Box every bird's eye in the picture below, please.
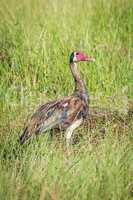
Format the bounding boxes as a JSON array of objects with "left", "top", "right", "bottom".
[{"left": 76, "top": 52, "right": 79, "bottom": 55}]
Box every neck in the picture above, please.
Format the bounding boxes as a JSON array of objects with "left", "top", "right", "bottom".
[{"left": 70, "top": 62, "right": 87, "bottom": 95}]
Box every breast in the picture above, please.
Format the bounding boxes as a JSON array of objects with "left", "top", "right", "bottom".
[{"left": 59, "top": 96, "right": 88, "bottom": 130}]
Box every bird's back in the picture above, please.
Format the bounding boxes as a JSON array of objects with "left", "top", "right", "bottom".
[{"left": 19, "top": 95, "right": 88, "bottom": 144}]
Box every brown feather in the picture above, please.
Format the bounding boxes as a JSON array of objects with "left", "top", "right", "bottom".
[{"left": 19, "top": 95, "right": 87, "bottom": 144}]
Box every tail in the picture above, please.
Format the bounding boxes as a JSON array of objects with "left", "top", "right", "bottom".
[{"left": 19, "top": 127, "right": 30, "bottom": 145}]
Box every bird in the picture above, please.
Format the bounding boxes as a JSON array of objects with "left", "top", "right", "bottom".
[{"left": 19, "top": 51, "right": 94, "bottom": 147}]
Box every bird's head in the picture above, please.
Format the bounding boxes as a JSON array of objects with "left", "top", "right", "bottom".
[{"left": 70, "top": 51, "right": 94, "bottom": 63}]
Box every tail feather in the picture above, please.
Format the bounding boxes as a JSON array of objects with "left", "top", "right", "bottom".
[
  {"left": 19, "top": 127, "right": 30, "bottom": 145},
  {"left": 19, "top": 121, "right": 60, "bottom": 145}
]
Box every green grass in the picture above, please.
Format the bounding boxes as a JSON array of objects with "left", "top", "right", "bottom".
[{"left": 0, "top": 0, "right": 133, "bottom": 199}]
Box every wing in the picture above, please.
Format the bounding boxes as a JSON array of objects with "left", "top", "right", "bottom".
[{"left": 19, "top": 95, "right": 86, "bottom": 144}]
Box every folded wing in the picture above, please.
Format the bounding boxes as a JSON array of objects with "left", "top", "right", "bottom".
[{"left": 19, "top": 96, "right": 85, "bottom": 144}]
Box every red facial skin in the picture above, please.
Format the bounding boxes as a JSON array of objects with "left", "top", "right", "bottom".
[{"left": 75, "top": 52, "right": 94, "bottom": 62}]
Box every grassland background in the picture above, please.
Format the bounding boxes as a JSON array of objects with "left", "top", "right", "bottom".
[{"left": 0, "top": 0, "right": 133, "bottom": 199}]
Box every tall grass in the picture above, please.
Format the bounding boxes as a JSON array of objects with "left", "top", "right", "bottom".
[{"left": 0, "top": 0, "right": 133, "bottom": 199}]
